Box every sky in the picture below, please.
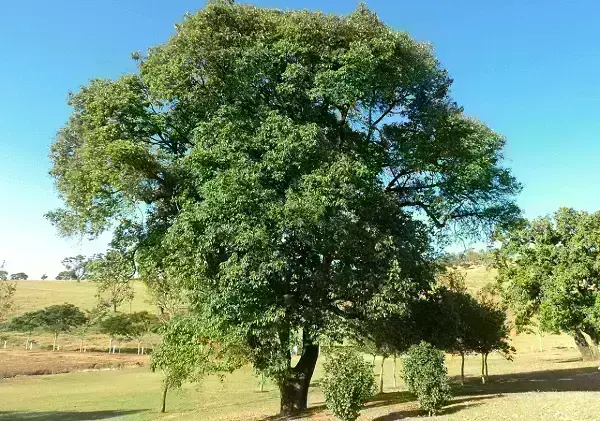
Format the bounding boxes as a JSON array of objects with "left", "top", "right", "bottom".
[{"left": 1, "top": 0, "right": 600, "bottom": 278}]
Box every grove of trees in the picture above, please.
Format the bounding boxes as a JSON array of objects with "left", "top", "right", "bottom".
[
  {"left": 496, "top": 207, "right": 600, "bottom": 361},
  {"left": 46, "top": 1, "right": 520, "bottom": 416}
]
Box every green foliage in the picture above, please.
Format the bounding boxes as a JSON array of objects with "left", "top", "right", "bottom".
[
  {"left": 99, "top": 313, "right": 134, "bottom": 339},
  {"left": 10, "top": 272, "right": 28, "bottom": 280},
  {"left": 403, "top": 342, "right": 451, "bottom": 415},
  {"left": 56, "top": 270, "right": 78, "bottom": 280},
  {"left": 0, "top": 278, "right": 16, "bottom": 322},
  {"left": 59, "top": 255, "right": 91, "bottom": 281},
  {"left": 36, "top": 304, "right": 88, "bottom": 334},
  {"left": 47, "top": 1, "right": 520, "bottom": 410},
  {"left": 496, "top": 208, "right": 600, "bottom": 350},
  {"left": 151, "top": 315, "right": 246, "bottom": 412},
  {"left": 0, "top": 270, "right": 7, "bottom": 281},
  {"left": 321, "top": 349, "right": 376, "bottom": 421},
  {"left": 88, "top": 250, "right": 135, "bottom": 312},
  {"left": 41, "top": 274, "right": 48, "bottom": 280}
]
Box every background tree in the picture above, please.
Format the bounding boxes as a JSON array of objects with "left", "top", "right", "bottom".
[
  {"left": 8, "top": 310, "right": 42, "bottom": 349},
  {"left": 41, "top": 274, "right": 48, "bottom": 280},
  {"left": 128, "top": 311, "right": 160, "bottom": 354},
  {"left": 88, "top": 251, "right": 135, "bottom": 312},
  {"left": 36, "top": 303, "right": 87, "bottom": 351},
  {"left": 496, "top": 208, "right": 600, "bottom": 360},
  {"left": 73, "top": 307, "right": 107, "bottom": 352},
  {"left": 10, "top": 273, "right": 28, "bottom": 280},
  {"left": 0, "top": 269, "right": 16, "bottom": 323},
  {"left": 47, "top": 2, "right": 520, "bottom": 414},
  {"left": 0, "top": 270, "right": 7, "bottom": 281},
  {"left": 57, "top": 255, "right": 90, "bottom": 281},
  {"left": 99, "top": 313, "right": 133, "bottom": 353}
]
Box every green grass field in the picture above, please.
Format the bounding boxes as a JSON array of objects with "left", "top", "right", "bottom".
[
  {"left": 11, "top": 280, "right": 154, "bottom": 315},
  {"left": 2, "top": 269, "right": 600, "bottom": 420}
]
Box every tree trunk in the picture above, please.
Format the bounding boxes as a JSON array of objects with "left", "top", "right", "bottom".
[
  {"left": 538, "top": 332, "right": 543, "bottom": 352},
  {"left": 573, "top": 330, "right": 595, "bottom": 361},
  {"left": 278, "top": 336, "right": 319, "bottom": 415},
  {"left": 137, "top": 340, "right": 141, "bottom": 355},
  {"left": 480, "top": 353, "right": 486, "bottom": 384},
  {"left": 25, "top": 336, "right": 30, "bottom": 350},
  {"left": 3, "top": 340, "right": 6, "bottom": 349},
  {"left": 460, "top": 352, "right": 465, "bottom": 386},
  {"left": 161, "top": 383, "right": 168, "bottom": 413},
  {"left": 372, "top": 354, "right": 376, "bottom": 365},
  {"left": 53, "top": 333, "right": 58, "bottom": 351},
  {"left": 80, "top": 338, "right": 84, "bottom": 353},
  {"left": 484, "top": 353, "right": 489, "bottom": 378},
  {"left": 378, "top": 356, "right": 385, "bottom": 394},
  {"left": 109, "top": 338, "right": 113, "bottom": 353},
  {"left": 113, "top": 302, "right": 117, "bottom": 313},
  {"left": 392, "top": 354, "right": 397, "bottom": 389}
]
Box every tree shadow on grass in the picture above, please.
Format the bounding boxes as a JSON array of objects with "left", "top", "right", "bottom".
[
  {"left": 454, "top": 365, "right": 600, "bottom": 397},
  {"left": 0, "top": 410, "right": 147, "bottom": 420}
]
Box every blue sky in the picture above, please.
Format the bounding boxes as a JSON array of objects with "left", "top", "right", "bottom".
[{"left": 1, "top": 0, "right": 599, "bottom": 278}]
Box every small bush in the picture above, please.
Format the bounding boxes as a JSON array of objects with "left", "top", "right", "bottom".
[
  {"left": 403, "top": 342, "right": 451, "bottom": 415},
  {"left": 321, "top": 348, "right": 376, "bottom": 421}
]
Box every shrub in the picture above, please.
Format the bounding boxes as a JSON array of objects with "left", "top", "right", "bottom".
[
  {"left": 403, "top": 342, "right": 451, "bottom": 415},
  {"left": 321, "top": 348, "right": 376, "bottom": 421}
]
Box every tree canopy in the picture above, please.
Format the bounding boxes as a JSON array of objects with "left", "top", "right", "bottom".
[
  {"left": 47, "top": 2, "right": 520, "bottom": 414},
  {"left": 496, "top": 207, "right": 600, "bottom": 360},
  {"left": 57, "top": 255, "right": 91, "bottom": 281},
  {"left": 10, "top": 272, "right": 28, "bottom": 280}
]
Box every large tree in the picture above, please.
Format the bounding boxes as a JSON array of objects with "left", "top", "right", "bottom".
[
  {"left": 496, "top": 208, "right": 600, "bottom": 360},
  {"left": 47, "top": 2, "right": 520, "bottom": 414},
  {"left": 88, "top": 251, "right": 135, "bottom": 312}
]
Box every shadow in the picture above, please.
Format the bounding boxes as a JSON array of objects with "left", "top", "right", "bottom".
[
  {"left": 454, "top": 366, "right": 600, "bottom": 397},
  {"left": 0, "top": 410, "right": 146, "bottom": 420},
  {"left": 256, "top": 405, "right": 327, "bottom": 421},
  {"left": 372, "top": 403, "right": 483, "bottom": 420},
  {"left": 261, "top": 366, "right": 600, "bottom": 420}
]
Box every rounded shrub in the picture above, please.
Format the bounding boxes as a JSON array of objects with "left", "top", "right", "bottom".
[
  {"left": 403, "top": 341, "right": 451, "bottom": 415},
  {"left": 321, "top": 348, "right": 376, "bottom": 421}
]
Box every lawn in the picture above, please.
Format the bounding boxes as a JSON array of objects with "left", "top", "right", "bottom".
[{"left": 1, "top": 333, "right": 600, "bottom": 420}]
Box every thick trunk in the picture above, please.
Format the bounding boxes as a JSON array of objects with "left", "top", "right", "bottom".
[
  {"left": 161, "top": 383, "right": 168, "bottom": 413},
  {"left": 573, "top": 330, "right": 595, "bottom": 361},
  {"left": 480, "top": 354, "right": 486, "bottom": 384},
  {"left": 279, "top": 339, "right": 319, "bottom": 415},
  {"left": 378, "top": 356, "right": 386, "bottom": 394},
  {"left": 460, "top": 352, "right": 465, "bottom": 386},
  {"left": 392, "top": 354, "right": 397, "bottom": 389}
]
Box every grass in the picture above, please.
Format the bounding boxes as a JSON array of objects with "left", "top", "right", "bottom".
[
  {"left": 11, "top": 280, "right": 154, "bottom": 315},
  {"left": 1, "top": 337, "right": 599, "bottom": 420},
  {"left": 2, "top": 269, "right": 599, "bottom": 420}
]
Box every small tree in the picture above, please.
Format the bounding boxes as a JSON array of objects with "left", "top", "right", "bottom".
[
  {"left": 10, "top": 273, "right": 28, "bottom": 280},
  {"left": 321, "top": 349, "right": 376, "bottom": 421},
  {"left": 0, "top": 270, "right": 8, "bottom": 281},
  {"left": 36, "top": 304, "right": 87, "bottom": 351},
  {"left": 89, "top": 250, "right": 135, "bottom": 312},
  {"left": 471, "top": 297, "right": 514, "bottom": 384},
  {"left": 8, "top": 311, "right": 43, "bottom": 349},
  {"left": 403, "top": 342, "right": 451, "bottom": 416},
  {"left": 99, "top": 313, "right": 133, "bottom": 353},
  {"left": 73, "top": 307, "right": 106, "bottom": 352},
  {"left": 40, "top": 274, "right": 48, "bottom": 280},
  {"left": 128, "top": 311, "right": 159, "bottom": 354},
  {"left": 0, "top": 277, "right": 16, "bottom": 323},
  {"left": 151, "top": 315, "right": 246, "bottom": 413}
]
